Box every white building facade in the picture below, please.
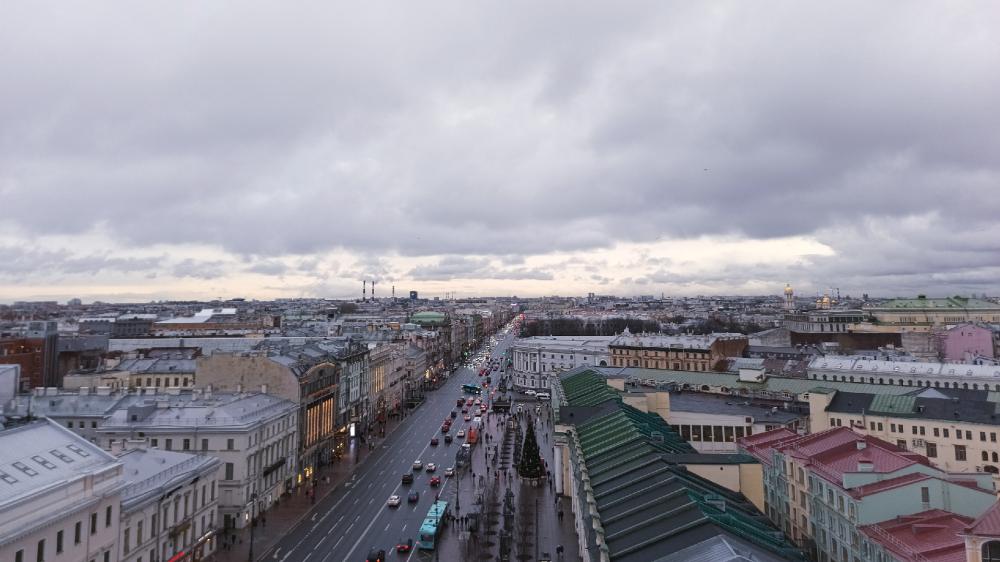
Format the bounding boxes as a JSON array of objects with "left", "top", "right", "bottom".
[
  {"left": 510, "top": 337, "right": 613, "bottom": 390},
  {"left": 116, "top": 446, "right": 221, "bottom": 562},
  {"left": 0, "top": 419, "right": 123, "bottom": 562}
]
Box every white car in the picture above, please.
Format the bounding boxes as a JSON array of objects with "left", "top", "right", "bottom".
[
  {"left": 444, "top": 467, "right": 455, "bottom": 477},
  {"left": 412, "top": 460, "right": 423, "bottom": 470},
  {"left": 457, "top": 429, "right": 466, "bottom": 438},
  {"left": 426, "top": 463, "right": 437, "bottom": 472},
  {"left": 387, "top": 494, "right": 402, "bottom": 507},
  {"left": 525, "top": 390, "right": 537, "bottom": 396}
]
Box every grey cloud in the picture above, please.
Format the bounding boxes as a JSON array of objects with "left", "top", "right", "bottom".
[
  {"left": 0, "top": 246, "right": 163, "bottom": 280},
  {"left": 1, "top": 2, "right": 998, "bottom": 294}
]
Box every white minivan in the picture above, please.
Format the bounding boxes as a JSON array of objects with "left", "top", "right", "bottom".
[{"left": 536, "top": 392, "right": 550, "bottom": 401}]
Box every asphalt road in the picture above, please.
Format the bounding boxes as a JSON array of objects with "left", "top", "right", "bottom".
[{"left": 264, "top": 325, "right": 517, "bottom": 562}]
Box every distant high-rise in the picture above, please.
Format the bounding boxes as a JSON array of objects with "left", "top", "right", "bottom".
[{"left": 409, "top": 291, "right": 418, "bottom": 301}]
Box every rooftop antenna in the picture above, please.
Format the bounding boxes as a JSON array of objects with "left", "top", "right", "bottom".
[{"left": 363, "top": 280, "right": 367, "bottom": 302}]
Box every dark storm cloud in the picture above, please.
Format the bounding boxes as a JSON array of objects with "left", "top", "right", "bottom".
[{"left": 1, "top": 1, "right": 998, "bottom": 293}]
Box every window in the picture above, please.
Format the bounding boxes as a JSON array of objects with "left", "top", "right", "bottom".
[
  {"left": 138, "top": 520, "right": 143, "bottom": 543},
  {"left": 877, "top": 422, "right": 883, "bottom": 431},
  {"left": 68, "top": 421, "right": 74, "bottom": 428},
  {"left": 75, "top": 521, "right": 82, "bottom": 544},
  {"left": 183, "top": 439, "right": 190, "bottom": 451},
  {"left": 955, "top": 445, "right": 967, "bottom": 461},
  {"left": 921, "top": 487, "right": 930, "bottom": 503},
  {"left": 91, "top": 512, "right": 98, "bottom": 534},
  {"left": 926, "top": 442, "right": 937, "bottom": 458},
  {"left": 982, "top": 432, "right": 988, "bottom": 442},
  {"left": 124, "top": 527, "right": 131, "bottom": 553},
  {"left": 106, "top": 505, "right": 112, "bottom": 527},
  {"left": 104, "top": 552, "right": 110, "bottom": 562},
  {"left": 165, "top": 439, "right": 172, "bottom": 450},
  {"left": 202, "top": 439, "right": 209, "bottom": 451},
  {"left": 36, "top": 539, "right": 44, "bottom": 562},
  {"left": 933, "top": 427, "right": 940, "bottom": 437},
  {"left": 912, "top": 426, "right": 918, "bottom": 435},
  {"left": 897, "top": 439, "right": 907, "bottom": 450},
  {"left": 15, "top": 550, "right": 23, "bottom": 562},
  {"left": 225, "top": 463, "right": 234, "bottom": 480},
  {"left": 967, "top": 430, "right": 973, "bottom": 440},
  {"left": 983, "top": 541, "right": 1000, "bottom": 562},
  {"left": 151, "top": 438, "right": 159, "bottom": 448},
  {"left": 943, "top": 429, "right": 950, "bottom": 438},
  {"left": 57, "top": 530, "right": 64, "bottom": 553},
  {"left": 227, "top": 439, "right": 235, "bottom": 450},
  {"left": 985, "top": 451, "right": 991, "bottom": 462}
]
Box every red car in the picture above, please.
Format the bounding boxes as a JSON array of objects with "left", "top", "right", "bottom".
[
  {"left": 430, "top": 437, "right": 439, "bottom": 446},
  {"left": 441, "top": 424, "right": 450, "bottom": 433},
  {"left": 396, "top": 539, "right": 413, "bottom": 553},
  {"left": 429, "top": 476, "right": 441, "bottom": 487}
]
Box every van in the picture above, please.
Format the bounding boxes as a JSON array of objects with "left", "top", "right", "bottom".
[{"left": 536, "top": 392, "right": 550, "bottom": 401}]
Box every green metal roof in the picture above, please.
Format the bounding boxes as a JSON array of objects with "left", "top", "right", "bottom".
[
  {"left": 562, "top": 369, "right": 621, "bottom": 407},
  {"left": 868, "top": 394, "right": 916, "bottom": 415},
  {"left": 876, "top": 296, "right": 1000, "bottom": 310}
]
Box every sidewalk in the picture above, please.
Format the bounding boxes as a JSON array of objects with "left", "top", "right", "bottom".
[
  {"left": 213, "top": 410, "right": 413, "bottom": 562},
  {"left": 435, "top": 402, "right": 580, "bottom": 561}
]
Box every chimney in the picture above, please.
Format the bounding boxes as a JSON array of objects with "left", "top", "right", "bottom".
[
  {"left": 96, "top": 386, "right": 112, "bottom": 396},
  {"left": 260, "top": 384, "right": 268, "bottom": 394},
  {"left": 236, "top": 383, "right": 243, "bottom": 393},
  {"left": 79, "top": 387, "right": 90, "bottom": 396}
]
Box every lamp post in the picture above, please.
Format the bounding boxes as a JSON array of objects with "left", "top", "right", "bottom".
[{"left": 247, "top": 491, "right": 258, "bottom": 562}]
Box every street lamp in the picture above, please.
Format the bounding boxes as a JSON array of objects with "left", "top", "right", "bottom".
[{"left": 247, "top": 491, "right": 258, "bottom": 562}]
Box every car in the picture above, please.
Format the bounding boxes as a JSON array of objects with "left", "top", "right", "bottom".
[
  {"left": 474, "top": 398, "right": 481, "bottom": 405},
  {"left": 457, "top": 429, "right": 466, "bottom": 438},
  {"left": 366, "top": 548, "right": 386, "bottom": 562},
  {"left": 429, "top": 476, "right": 441, "bottom": 487},
  {"left": 464, "top": 414, "right": 471, "bottom": 421},
  {"left": 461, "top": 408, "right": 469, "bottom": 414},
  {"left": 387, "top": 494, "right": 402, "bottom": 507},
  {"left": 441, "top": 424, "right": 450, "bottom": 433},
  {"left": 444, "top": 466, "right": 455, "bottom": 476},
  {"left": 412, "top": 460, "right": 423, "bottom": 471},
  {"left": 444, "top": 434, "right": 453, "bottom": 444},
  {"left": 408, "top": 490, "right": 419, "bottom": 503},
  {"left": 450, "top": 411, "right": 457, "bottom": 419},
  {"left": 401, "top": 473, "right": 414, "bottom": 484},
  {"left": 395, "top": 539, "right": 413, "bottom": 553},
  {"left": 525, "top": 389, "right": 537, "bottom": 396},
  {"left": 430, "top": 437, "right": 439, "bottom": 446},
  {"left": 426, "top": 462, "right": 437, "bottom": 472},
  {"left": 456, "top": 398, "right": 465, "bottom": 407}
]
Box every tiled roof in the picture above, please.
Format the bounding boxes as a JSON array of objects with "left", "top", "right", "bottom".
[
  {"left": 965, "top": 500, "right": 1000, "bottom": 537},
  {"left": 860, "top": 509, "right": 974, "bottom": 562},
  {"left": 852, "top": 472, "right": 932, "bottom": 497}
]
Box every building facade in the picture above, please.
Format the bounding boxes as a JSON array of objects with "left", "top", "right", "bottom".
[
  {"left": 739, "top": 427, "right": 997, "bottom": 562},
  {"left": 509, "top": 336, "right": 612, "bottom": 390},
  {"left": 0, "top": 419, "right": 123, "bottom": 562},
  {"left": 116, "top": 446, "right": 222, "bottom": 562},
  {"left": 609, "top": 330, "right": 748, "bottom": 372}
]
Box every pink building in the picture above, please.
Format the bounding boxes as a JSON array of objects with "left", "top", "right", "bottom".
[{"left": 935, "top": 323, "right": 995, "bottom": 362}]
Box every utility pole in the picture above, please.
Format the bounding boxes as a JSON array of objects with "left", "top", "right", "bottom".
[{"left": 247, "top": 491, "right": 258, "bottom": 562}]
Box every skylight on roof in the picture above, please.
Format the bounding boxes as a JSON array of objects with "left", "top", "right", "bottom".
[
  {"left": 0, "top": 470, "right": 17, "bottom": 485},
  {"left": 32, "top": 455, "right": 57, "bottom": 470},
  {"left": 12, "top": 461, "right": 38, "bottom": 477},
  {"left": 66, "top": 444, "right": 90, "bottom": 458},
  {"left": 50, "top": 450, "right": 74, "bottom": 464}
]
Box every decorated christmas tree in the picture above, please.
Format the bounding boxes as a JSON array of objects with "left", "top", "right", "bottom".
[{"left": 518, "top": 421, "right": 544, "bottom": 479}]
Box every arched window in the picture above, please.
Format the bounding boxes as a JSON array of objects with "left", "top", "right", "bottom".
[
  {"left": 985, "top": 465, "right": 1000, "bottom": 475},
  {"left": 964, "top": 383, "right": 969, "bottom": 389},
  {"left": 984, "top": 541, "right": 1000, "bottom": 562},
  {"left": 822, "top": 375, "right": 828, "bottom": 381},
  {"left": 598, "top": 360, "right": 607, "bottom": 367},
  {"left": 849, "top": 376, "right": 855, "bottom": 382},
  {"left": 879, "top": 378, "right": 884, "bottom": 385}
]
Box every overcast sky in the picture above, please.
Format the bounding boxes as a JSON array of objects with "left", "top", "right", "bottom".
[{"left": 2, "top": 2, "right": 999, "bottom": 303}]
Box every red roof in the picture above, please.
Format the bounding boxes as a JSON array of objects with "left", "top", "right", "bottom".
[
  {"left": 966, "top": 500, "right": 1000, "bottom": 537},
  {"left": 852, "top": 472, "right": 933, "bottom": 498},
  {"left": 861, "top": 510, "right": 974, "bottom": 562},
  {"left": 743, "top": 426, "right": 931, "bottom": 486}
]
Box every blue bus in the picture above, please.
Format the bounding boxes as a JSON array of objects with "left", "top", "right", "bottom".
[
  {"left": 461, "top": 384, "right": 482, "bottom": 395},
  {"left": 417, "top": 500, "right": 449, "bottom": 550}
]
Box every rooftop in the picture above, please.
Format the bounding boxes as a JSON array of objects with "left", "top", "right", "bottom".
[
  {"left": 0, "top": 419, "right": 119, "bottom": 507},
  {"left": 826, "top": 389, "right": 1000, "bottom": 425},
  {"left": 860, "top": 509, "right": 974, "bottom": 562},
  {"left": 610, "top": 331, "right": 746, "bottom": 350},
  {"left": 117, "top": 447, "right": 220, "bottom": 510},
  {"left": 871, "top": 297, "right": 1000, "bottom": 311},
  {"left": 663, "top": 392, "right": 802, "bottom": 424}
]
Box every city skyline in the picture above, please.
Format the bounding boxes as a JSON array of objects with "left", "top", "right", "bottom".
[{"left": 2, "top": 2, "right": 999, "bottom": 302}]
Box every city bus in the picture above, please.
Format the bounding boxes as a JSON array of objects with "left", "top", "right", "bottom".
[
  {"left": 461, "top": 384, "right": 482, "bottom": 395},
  {"left": 417, "top": 500, "right": 449, "bottom": 550}
]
